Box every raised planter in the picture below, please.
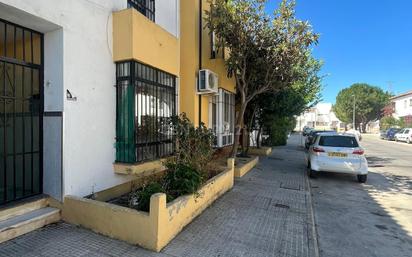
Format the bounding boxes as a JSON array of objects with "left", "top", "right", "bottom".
[
  {"left": 113, "top": 159, "right": 166, "bottom": 176},
  {"left": 248, "top": 146, "right": 272, "bottom": 156},
  {"left": 62, "top": 158, "right": 234, "bottom": 252},
  {"left": 234, "top": 156, "right": 259, "bottom": 178}
]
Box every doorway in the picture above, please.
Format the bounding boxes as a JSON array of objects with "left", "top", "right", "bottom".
[{"left": 0, "top": 19, "right": 43, "bottom": 205}]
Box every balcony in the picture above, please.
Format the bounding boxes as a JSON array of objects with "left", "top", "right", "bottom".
[{"left": 113, "top": 8, "right": 179, "bottom": 76}]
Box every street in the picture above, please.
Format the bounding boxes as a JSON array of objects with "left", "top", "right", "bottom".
[{"left": 308, "top": 134, "right": 412, "bottom": 257}]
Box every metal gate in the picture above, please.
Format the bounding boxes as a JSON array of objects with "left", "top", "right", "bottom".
[{"left": 0, "top": 19, "right": 43, "bottom": 205}]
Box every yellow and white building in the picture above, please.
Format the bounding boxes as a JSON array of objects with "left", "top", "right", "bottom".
[{"left": 0, "top": 0, "right": 235, "bottom": 210}]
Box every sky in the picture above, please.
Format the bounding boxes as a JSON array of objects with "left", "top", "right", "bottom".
[{"left": 265, "top": 0, "right": 412, "bottom": 103}]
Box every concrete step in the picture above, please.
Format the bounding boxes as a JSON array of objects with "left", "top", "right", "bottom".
[
  {"left": 0, "top": 207, "right": 60, "bottom": 243},
  {"left": 0, "top": 197, "right": 49, "bottom": 222}
]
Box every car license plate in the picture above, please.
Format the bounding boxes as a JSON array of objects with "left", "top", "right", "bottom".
[{"left": 328, "top": 152, "right": 347, "bottom": 157}]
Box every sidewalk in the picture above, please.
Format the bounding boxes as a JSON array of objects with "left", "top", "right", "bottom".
[{"left": 0, "top": 135, "right": 317, "bottom": 257}]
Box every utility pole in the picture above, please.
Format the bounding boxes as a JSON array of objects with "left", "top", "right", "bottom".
[{"left": 352, "top": 95, "right": 356, "bottom": 130}]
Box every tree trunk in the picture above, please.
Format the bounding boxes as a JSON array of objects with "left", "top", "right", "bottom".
[
  {"left": 361, "top": 122, "right": 367, "bottom": 133},
  {"left": 256, "top": 124, "right": 262, "bottom": 148},
  {"left": 243, "top": 106, "right": 257, "bottom": 156},
  {"left": 230, "top": 102, "right": 247, "bottom": 158}
]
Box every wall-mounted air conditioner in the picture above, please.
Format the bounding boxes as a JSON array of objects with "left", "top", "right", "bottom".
[{"left": 198, "top": 69, "right": 219, "bottom": 94}]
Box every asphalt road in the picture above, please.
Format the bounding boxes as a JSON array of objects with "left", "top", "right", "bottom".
[{"left": 303, "top": 134, "right": 412, "bottom": 257}]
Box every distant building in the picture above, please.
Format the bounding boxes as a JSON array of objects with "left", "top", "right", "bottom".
[
  {"left": 295, "top": 103, "right": 344, "bottom": 131},
  {"left": 391, "top": 90, "right": 412, "bottom": 119}
]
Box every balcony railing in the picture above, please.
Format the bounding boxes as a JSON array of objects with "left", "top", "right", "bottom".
[{"left": 128, "top": 0, "right": 155, "bottom": 21}]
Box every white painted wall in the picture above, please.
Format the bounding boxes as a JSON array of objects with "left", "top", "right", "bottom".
[
  {"left": 156, "top": 0, "right": 180, "bottom": 38},
  {"left": 393, "top": 94, "right": 412, "bottom": 118},
  {"left": 0, "top": 0, "right": 180, "bottom": 198}
]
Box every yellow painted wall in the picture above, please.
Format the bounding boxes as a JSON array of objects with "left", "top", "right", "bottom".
[
  {"left": 179, "top": 1, "right": 199, "bottom": 125},
  {"left": 179, "top": 0, "right": 236, "bottom": 128},
  {"left": 113, "top": 9, "right": 180, "bottom": 76},
  {"left": 200, "top": 0, "right": 236, "bottom": 94}
]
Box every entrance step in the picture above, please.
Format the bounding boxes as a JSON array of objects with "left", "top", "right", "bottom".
[
  {"left": 0, "top": 197, "right": 49, "bottom": 222},
  {"left": 0, "top": 198, "right": 60, "bottom": 244}
]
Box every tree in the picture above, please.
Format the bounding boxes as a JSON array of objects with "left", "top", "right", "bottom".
[
  {"left": 205, "top": 0, "right": 319, "bottom": 157},
  {"left": 243, "top": 54, "right": 322, "bottom": 152},
  {"left": 333, "top": 83, "right": 391, "bottom": 132},
  {"left": 380, "top": 116, "right": 399, "bottom": 130}
]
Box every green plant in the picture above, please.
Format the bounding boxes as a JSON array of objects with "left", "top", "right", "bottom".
[
  {"left": 167, "top": 113, "right": 215, "bottom": 174},
  {"left": 135, "top": 182, "right": 165, "bottom": 212},
  {"left": 164, "top": 163, "right": 203, "bottom": 198},
  {"left": 380, "top": 116, "right": 399, "bottom": 130},
  {"left": 263, "top": 116, "right": 296, "bottom": 146},
  {"left": 333, "top": 83, "right": 391, "bottom": 131},
  {"left": 206, "top": 0, "right": 320, "bottom": 157}
]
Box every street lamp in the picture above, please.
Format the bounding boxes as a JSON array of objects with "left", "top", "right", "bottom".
[{"left": 352, "top": 94, "right": 356, "bottom": 130}]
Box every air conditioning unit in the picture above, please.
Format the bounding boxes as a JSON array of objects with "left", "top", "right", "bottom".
[{"left": 198, "top": 69, "right": 219, "bottom": 94}]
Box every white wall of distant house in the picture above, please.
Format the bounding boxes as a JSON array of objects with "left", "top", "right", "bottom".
[
  {"left": 0, "top": 0, "right": 180, "bottom": 199},
  {"left": 393, "top": 95, "right": 412, "bottom": 118}
]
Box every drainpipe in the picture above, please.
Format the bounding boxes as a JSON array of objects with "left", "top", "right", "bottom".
[{"left": 198, "top": 0, "right": 202, "bottom": 126}]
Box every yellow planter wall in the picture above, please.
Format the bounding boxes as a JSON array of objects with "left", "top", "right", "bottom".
[
  {"left": 248, "top": 147, "right": 272, "bottom": 156},
  {"left": 113, "top": 9, "right": 179, "bottom": 76},
  {"left": 62, "top": 158, "right": 235, "bottom": 252},
  {"left": 234, "top": 156, "right": 259, "bottom": 178}
]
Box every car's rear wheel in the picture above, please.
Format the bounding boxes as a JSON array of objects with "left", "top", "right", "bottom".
[
  {"left": 357, "top": 174, "right": 367, "bottom": 183},
  {"left": 307, "top": 162, "right": 317, "bottom": 178}
]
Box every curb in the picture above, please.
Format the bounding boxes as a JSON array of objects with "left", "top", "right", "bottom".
[{"left": 302, "top": 142, "right": 320, "bottom": 257}]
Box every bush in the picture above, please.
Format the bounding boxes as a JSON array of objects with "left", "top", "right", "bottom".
[
  {"left": 164, "top": 163, "right": 203, "bottom": 198},
  {"left": 131, "top": 114, "right": 215, "bottom": 212},
  {"left": 135, "top": 182, "right": 165, "bottom": 212},
  {"left": 168, "top": 113, "right": 215, "bottom": 174},
  {"left": 263, "top": 116, "right": 295, "bottom": 146}
]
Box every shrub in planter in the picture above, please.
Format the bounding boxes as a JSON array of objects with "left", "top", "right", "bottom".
[
  {"left": 129, "top": 114, "right": 215, "bottom": 212},
  {"left": 164, "top": 163, "right": 203, "bottom": 199},
  {"left": 134, "top": 182, "right": 166, "bottom": 212},
  {"left": 168, "top": 113, "right": 215, "bottom": 176}
]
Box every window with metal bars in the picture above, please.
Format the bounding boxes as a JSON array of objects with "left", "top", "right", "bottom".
[
  {"left": 128, "top": 0, "right": 155, "bottom": 21},
  {"left": 116, "top": 61, "right": 176, "bottom": 163}
]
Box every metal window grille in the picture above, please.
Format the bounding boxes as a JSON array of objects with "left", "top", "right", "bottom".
[
  {"left": 0, "top": 19, "right": 43, "bottom": 205},
  {"left": 116, "top": 61, "right": 176, "bottom": 163},
  {"left": 128, "top": 0, "right": 155, "bottom": 21}
]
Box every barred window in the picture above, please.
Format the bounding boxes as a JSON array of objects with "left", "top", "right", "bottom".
[
  {"left": 128, "top": 0, "right": 155, "bottom": 21},
  {"left": 116, "top": 61, "right": 177, "bottom": 163}
]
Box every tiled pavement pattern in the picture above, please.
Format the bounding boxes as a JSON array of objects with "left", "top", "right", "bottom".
[{"left": 0, "top": 135, "right": 316, "bottom": 257}]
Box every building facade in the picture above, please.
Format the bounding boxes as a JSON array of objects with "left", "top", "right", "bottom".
[
  {"left": 295, "top": 103, "right": 344, "bottom": 131},
  {"left": 391, "top": 90, "right": 412, "bottom": 120},
  {"left": 0, "top": 0, "right": 235, "bottom": 207}
]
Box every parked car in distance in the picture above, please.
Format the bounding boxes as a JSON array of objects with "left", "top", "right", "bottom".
[
  {"left": 380, "top": 128, "right": 401, "bottom": 141},
  {"left": 346, "top": 129, "right": 362, "bottom": 141},
  {"left": 302, "top": 126, "right": 313, "bottom": 136},
  {"left": 394, "top": 128, "right": 412, "bottom": 144},
  {"left": 305, "top": 130, "right": 336, "bottom": 149},
  {"left": 307, "top": 133, "right": 368, "bottom": 183}
]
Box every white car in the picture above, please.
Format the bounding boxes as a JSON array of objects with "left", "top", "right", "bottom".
[
  {"left": 346, "top": 129, "right": 362, "bottom": 141},
  {"left": 307, "top": 133, "right": 368, "bottom": 183},
  {"left": 394, "top": 128, "right": 412, "bottom": 144}
]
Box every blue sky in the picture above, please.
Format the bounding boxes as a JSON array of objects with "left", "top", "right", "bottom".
[{"left": 265, "top": 0, "right": 412, "bottom": 103}]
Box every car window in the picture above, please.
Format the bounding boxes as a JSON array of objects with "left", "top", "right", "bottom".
[
  {"left": 318, "top": 136, "right": 359, "bottom": 147},
  {"left": 405, "top": 129, "right": 410, "bottom": 133}
]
